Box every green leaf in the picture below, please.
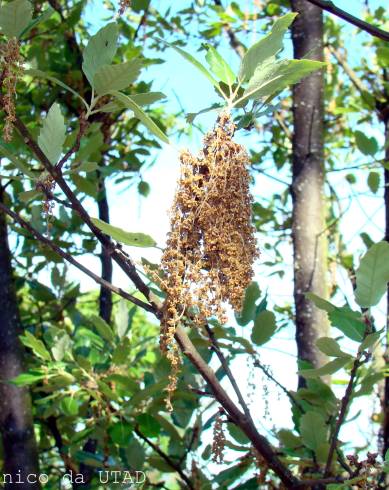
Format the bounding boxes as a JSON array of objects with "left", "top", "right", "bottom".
[
  {"left": 91, "top": 217, "right": 157, "bottom": 247},
  {"left": 205, "top": 45, "right": 236, "bottom": 86},
  {"left": 90, "top": 315, "right": 115, "bottom": 344},
  {"left": 20, "top": 331, "right": 52, "bottom": 361},
  {"left": 354, "top": 130, "right": 378, "bottom": 156},
  {"left": 136, "top": 414, "right": 161, "bottom": 438},
  {"left": 110, "top": 91, "right": 169, "bottom": 144},
  {"left": 355, "top": 241, "right": 389, "bottom": 307},
  {"left": 298, "top": 357, "right": 349, "bottom": 378},
  {"left": 367, "top": 171, "right": 380, "bottom": 194},
  {"left": 359, "top": 331, "right": 381, "bottom": 352},
  {"left": 299, "top": 411, "right": 327, "bottom": 451},
  {"left": 0, "top": 0, "right": 32, "bottom": 38},
  {"left": 131, "top": 92, "right": 166, "bottom": 106},
  {"left": 38, "top": 103, "right": 66, "bottom": 165},
  {"left": 227, "top": 423, "right": 250, "bottom": 445},
  {"left": 235, "top": 282, "right": 261, "bottom": 326},
  {"left": 377, "top": 47, "right": 389, "bottom": 67},
  {"left": 278, "top": 429, "right": 301, "bottom": 449},
  {"left": 11, "top": 371, "right": 47, "bottom": 386},
  {"left": 305, "top": 292, "right": 335, "bottom": 313},
  {"left": 251, "top": 310, "right": 276, "bottom": 346},
  {"left": 18, "top": 189, "right": 41, "bottom": 202},
  {"left": 93, "top": 59, "right": 143, "bottom": 95},
  {"left": 0, "top": 142, "right": 35, "bottom": 178},
  {"left": 329, "top": 307, "right": 365, "bottom": 342},
  {"left": 25, "top": 69, "right": 88, "bottom": 108},
  {"left": 316, "top": 337, "right": 351, "bottom": 358},
  {"left": 239, "top": 12, "right": 297, "bottom": 81},
  {"left": 239, "top": 58, "right": 325, "bottom": 105},
  {"left": 115, "top": 299, "right": 129, "bottom": 339},
  {"left": 109, "top": 421, "right": 133, "bottom": 446},
  {"left": 60, "top": 397, "right": 79, "bottom": 416},
  {"left": 82, "top": 22, "right": 119, "bottom": 86}
]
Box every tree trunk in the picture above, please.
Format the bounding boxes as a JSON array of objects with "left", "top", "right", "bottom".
[
  {"left": 0, "top": 183, "right": 40, "bottom": 488},
  {"left": 382, "top": 119, "right": 389, "bottom": 467},
  {"left": 291, "top": 0, "right": 329, "bottom": 387}
]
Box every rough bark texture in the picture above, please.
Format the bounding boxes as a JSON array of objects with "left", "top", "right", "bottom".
[
  {"left": 291, "top": 0, "right": 329, "bottom": 386},
  {"left": 0, "top": 184, "right": 40, "bottom": 488}
]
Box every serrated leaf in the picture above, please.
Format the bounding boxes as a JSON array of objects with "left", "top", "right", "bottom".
[
  {"left": 93, "top": 59, "right": 143, "bottom": 95},
  {"left": 299, "top": 411, "right": 327, "bottom": 451},
  {"left": 305, "top": 292, "right": 335, "bottom": 313},
  {"left": 367, "top": 171, "right": 380, "bottom": 193},
  {"left": 235, "top": 282, "right": 261, "bottom": 326},
  {"left": 355, "top": 241, "right": 389, "bottom": 307},
  {"left": 239, "top": 58, "right": 325, "bottom": 105},
  {"left": 0, "top": 0, "right": 32, "bottom": 38},
  {"left": 20, "top": 331, "right": 52, "bottom": 361},
  {"left": 329, "top": 307, "right": 365, "bottom": 342},
  {"left": 38, "top": 103, "right": 66, "bottom": 165},
  {"left": 355, "top": 130, "right": 378, "bottom": 156},
  {"left": 205, "top": 45, "right": 236, "bottom": 86},
  {"left": 110, "top": 91, "right": 169, "bottom": 144},
  {"left": 251, "top": 310, "right": 276, "bottom": 346},
  {"left": 316, "top": 337, "right": 351, "bottom": 358},
  {"left": 82, "top": 22, "right": 119, "bottom": 86},
  {"left": 239, "top": 13, "right": 297, "bottom": 82},
  {"left": 91, "top": 217, "right": 156, "bottom": 247},
  {"left": 90, "top": 315, "right": 115, "bottom": 344},
  {"left": 299, "top": 357, "right": 349, "bottom": 378}
]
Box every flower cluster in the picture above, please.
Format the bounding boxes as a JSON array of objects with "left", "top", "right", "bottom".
[
  {"left": 0, "top": 38, "right": 23, "bottom": 142},
  {"left": 160, "top": 112, "right": 258, "bottom": 354},
  {"left": 212, "top": 408, "right": 226, "bottom": 464}
]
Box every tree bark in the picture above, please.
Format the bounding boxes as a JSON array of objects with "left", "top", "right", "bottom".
[
  {"left": 291, "top": 0, "right": 329, "bottom": 387},
  {"left": 0, "top": 183, "right": 40, "bottom": 488}
]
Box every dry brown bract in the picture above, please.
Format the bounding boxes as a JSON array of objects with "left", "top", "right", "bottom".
[
  {"left": 0, "top": 38, "right": 22, "bottom": 142},
  {"left": 160, "top": 111, "right": 259, "bottom": 353}
]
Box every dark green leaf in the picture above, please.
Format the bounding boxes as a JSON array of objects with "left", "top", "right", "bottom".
[
  {"left": 251, "top": 310, "right": 276, "bottom": 346},
  {"left": 0, "top": 0, "right": 32, "bottom": 38}
]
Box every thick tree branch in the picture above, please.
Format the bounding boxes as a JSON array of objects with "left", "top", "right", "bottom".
[
  {"left": 304, "top": 0, "right": 389, "bottom": 42},
  {"left": 0, "top": 201, "right": 154, "bottom": 313}
]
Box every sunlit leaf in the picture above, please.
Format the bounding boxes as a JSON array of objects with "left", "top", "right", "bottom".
[{"left": 38, "top": 103, "right": 66, "bottom": 165}]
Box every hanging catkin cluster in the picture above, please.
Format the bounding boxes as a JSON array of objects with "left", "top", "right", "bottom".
[
  {"left": 0, "top": 38, "right": 22, "bottom": 142},
  {"left": 160, "top": 112, "right": 258, "bottom": 353}
]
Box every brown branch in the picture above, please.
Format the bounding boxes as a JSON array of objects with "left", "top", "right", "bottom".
[
  {"left": 174, "top": 325, "right": 299, "bottom": 488},
  {"left": 328, "top": 46, "right": 369, "bottom": 95},
  {"left": 134, "top": 428, "right": 194, "bottom": 489},
  {"left": 304, "top": 0, "right": 389, "bottom": 42},
  {"left": 324, "top": 353, "right": 363, "bottom": 476},
  {"left": 204, "top": 323, "right": 253, "bottom": 421},
  {"left": 56, "top": 114, "right": 88, "bottom": 170},
  {"left": 0, "top": 201, "right": 155, "bottom": 313}
]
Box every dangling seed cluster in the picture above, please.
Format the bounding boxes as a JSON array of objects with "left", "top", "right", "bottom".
[
  {"left": 212, "top": 408, "right": 226, "bottom": 464},
  {"left": 160, "top": 112, "right": 258, "bottom": 354},
  {"left": 0, "top": 38, "right": 23, "bottom": 142}
]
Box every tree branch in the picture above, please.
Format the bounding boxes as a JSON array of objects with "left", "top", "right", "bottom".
[
  {"left": 0, "top": 201, "right": 155, "bottom": 313},
  {"left": 304, "top": 0, "right": 389, "bottom": 42}
]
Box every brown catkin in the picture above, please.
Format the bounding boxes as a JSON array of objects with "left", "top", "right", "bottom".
[
  {"left": 212, "top": 408, "right": 226, "bottom": 464},
  {"left": 160, "top": 112, "right": 259, "bottom": 354},
  {"left": 0, "top": 38, "right": 23, "bottom": 142}
]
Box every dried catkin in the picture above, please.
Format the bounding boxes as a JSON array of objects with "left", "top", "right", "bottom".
[
  {"left": 0, "top": 38, "right": 23, "bottom": 142},
  {"left": 160, "top": 112, "right": 259, "bottom": 354}
]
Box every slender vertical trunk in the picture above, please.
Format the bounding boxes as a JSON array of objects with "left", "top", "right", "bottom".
[
  {"left": 382, "top": 119, "right": 389, "bottom": 462},
  {"left": 97, "top": 173, "right": 113, "bottom": 322},
  {"left": 0, "top": 183, "right": 40, "bottom": 488},
  {"left": 291, "top": 0, "right": 329, "bottom": 387}
]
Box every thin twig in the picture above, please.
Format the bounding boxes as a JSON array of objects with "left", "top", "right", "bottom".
[
  {"left": 204, "top": 323, "right": 253, "bottom": 422},
  {"left": 56, "top": 114, "right": 88, "bottom": 170},
  {"left": 0, "top": 201, "right": 155, "bottom": 313},
  {"left": 305, "top": 0, "right": 389, "bottom": 42},
  {"left": 134, "top": 428, "right": 194, "bottom": 489}
]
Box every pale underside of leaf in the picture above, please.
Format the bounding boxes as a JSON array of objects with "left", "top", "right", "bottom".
[
  {"left": 0, "top": 0, "right": 32, "bottom": 38},
  {"left": 38, "top": 103, "right": 66, "bottom": 165}
]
